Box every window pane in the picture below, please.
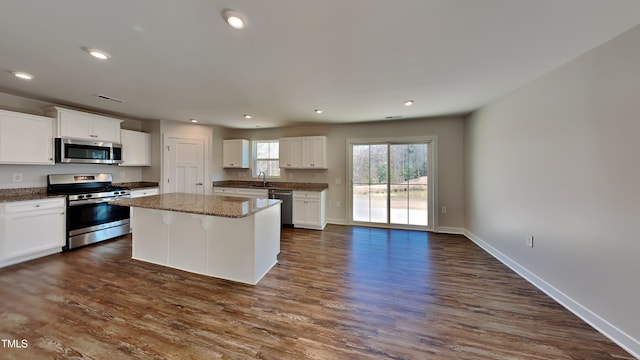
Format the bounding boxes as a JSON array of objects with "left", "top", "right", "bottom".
[
  {"left": 269, "top": 142, "right": 279, "bottom": 159},
  {"left": 352, "top": 145, "right": 370, "bottom": 184},
  {"left": 256, "top": 160, "right": 269, "bottom": 174},
  {"left": 256, "top": 143, "right": 269, "bottom": 159},
  {"left": 268, "top": 160, "right": 280, "bottom": 177}
]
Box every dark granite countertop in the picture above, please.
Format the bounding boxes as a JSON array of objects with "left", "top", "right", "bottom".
[
  {"left": 115, "top": 181, "right": 159, "bottom": 190},
  {"left": 110, "top": 192, "right": 281, "bottom": 218},
  {"left": 0, "top": 187, "right": 66, "bottom": 203}
]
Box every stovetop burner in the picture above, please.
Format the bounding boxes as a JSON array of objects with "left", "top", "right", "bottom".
[{"left": 47, "top": 173, "right": 130, "bottom": 198}]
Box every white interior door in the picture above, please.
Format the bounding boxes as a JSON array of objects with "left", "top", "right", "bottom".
[{"left": 166, "top": 137, "right": 205, "bottom": 194}]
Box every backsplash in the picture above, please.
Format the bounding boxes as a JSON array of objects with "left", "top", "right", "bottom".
[{"left": 0, "top": 163, "right": 143, "bottom": 189}]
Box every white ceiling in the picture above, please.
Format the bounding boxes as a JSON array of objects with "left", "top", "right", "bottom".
[{"left": 1, "top": 1, "right": 639, "bottom": 129}]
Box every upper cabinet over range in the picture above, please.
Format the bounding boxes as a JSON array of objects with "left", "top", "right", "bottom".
[
  {"left": 0, "top": 108, "right": 54, "bottom": 165},
  {"left": 120, "top": 129, "right": 151, "bottom": 166},
  {"left": 44, "top": 106, "right": 123, "bottom": 143},
  {"left": 279, "top": 136, "right": 327, "bottom": 169}
]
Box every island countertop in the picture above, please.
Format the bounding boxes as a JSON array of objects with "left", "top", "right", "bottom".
[{"left": 110, "top": 192, "right": 281, "bottom": 218}]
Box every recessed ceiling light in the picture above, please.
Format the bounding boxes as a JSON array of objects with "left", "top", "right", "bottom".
[
  {"left": 85, "top": 48, "right": 111, "bottom": 60},
  {"left": 314, "top": 109, "right": 323, "bottom": 114},
  {"left": 13, "top": 72, "right": 34, "bottom": 80},
  {"left": 404, "top": 100, "right": 414, "bottom": 106},
  {"left": 190, "top": 119, "right": 198, "bottom": 123},
  {"left": 222, "top": 10, "right": 246, "bottom": 30},
  {"left": 244, "top": 114, "right": 252, "bottom": 119}
]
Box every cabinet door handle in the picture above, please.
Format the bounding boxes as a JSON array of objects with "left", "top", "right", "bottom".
[
  {"left": 35, "top": 204, "right": 40, "bottom": 207},
  {"left": 195, "top": 182, "right": 203, "bottom": 186}
]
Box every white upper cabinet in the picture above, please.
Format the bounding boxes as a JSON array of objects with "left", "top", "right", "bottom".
[
  {"left": 223, "top": 139, "right": 249, "bottom": 168},
  {"left": 120, "top": 129, "right": 151, "bottom": 166},
  {"left": 279, "top": 137, "right": 301, "bottom": 169},
  {"left": 45, "top": 106, "right": 123, "bottom": 143},
  {"left": 300, "top": 136, "right": 327, "bottom": 169},
  {"left": 0, "top": 109, "right": 54, "bottom": 165},
  {"left": 279, "top": 136, "right": 327, "bottom": 169}
]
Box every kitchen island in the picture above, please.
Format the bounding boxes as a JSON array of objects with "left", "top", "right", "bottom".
[{"left": 110, "top": 193, "right": 281, "bottom": 285}]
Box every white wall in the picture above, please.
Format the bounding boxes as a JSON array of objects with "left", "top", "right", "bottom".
[
  {"left": 226, "top": 116, "right": 465, "bottom": 228},
  {"left": 464, "top": 25, "right": 640, "bottom": 355}
]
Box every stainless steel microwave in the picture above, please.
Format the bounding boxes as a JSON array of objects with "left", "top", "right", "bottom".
[{"left": 55, "top": 138, "right": 123, "bottom": 164}]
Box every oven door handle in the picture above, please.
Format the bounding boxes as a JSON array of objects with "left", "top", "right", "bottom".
[{"left": 68, "top": 197, "right": 116, "bottom": 206}]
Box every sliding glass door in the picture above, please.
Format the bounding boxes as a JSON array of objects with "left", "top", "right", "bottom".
[
  {"left": 389, "top": 144, "right": 428, "bottom": 226},
  {"left": 352, "top": 144, "right": 388, "bottom": 223},
  {"left": 350, "top": 139, "right": 432, "bottom": 228}
]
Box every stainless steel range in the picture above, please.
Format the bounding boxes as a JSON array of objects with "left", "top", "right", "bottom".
[{"left": 47, "top": 173, "right": 131, "bottom": 250}]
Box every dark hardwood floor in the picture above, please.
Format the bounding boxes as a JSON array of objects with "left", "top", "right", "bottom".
[{"left": 0, "top": 225, "right": 632, "bottom": 359}]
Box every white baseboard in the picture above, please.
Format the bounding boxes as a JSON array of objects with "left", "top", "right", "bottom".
[
  {"left": 434, "top": 226, "right": 465, "bottom": 235},
  {"left": 327, "top": 218, "right": 348, "bottom": 226},
  {"left": 463, "top": 230, "right": 640, "bottom": 359}
]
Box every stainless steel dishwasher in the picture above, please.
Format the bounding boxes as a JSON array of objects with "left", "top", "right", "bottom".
[{"left": 269, "top": 189, "right": 293, "bottom": 226}]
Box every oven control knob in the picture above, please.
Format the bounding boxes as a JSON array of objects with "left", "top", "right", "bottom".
[
  {"left": 86, "top": 194, "right": 93, "bottom": 198},
  {"left": 77, "top": 195, "right": 85, "bottom": 199}
]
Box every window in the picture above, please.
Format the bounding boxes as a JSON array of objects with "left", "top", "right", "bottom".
[{"left": 253, "top": 140, "right": 280, "bottom": 177}]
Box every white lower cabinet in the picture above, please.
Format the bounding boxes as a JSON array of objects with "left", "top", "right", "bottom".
[
  {"left": 214, "top": 187, "right": 238, "bottom": 196},
  {"left": 292, "top": 190, "right": 326, "bottom": 230},
  {"left": 235, "top": 188, "right": 268, "bottom": 198},
  {"left": 129, "top": 188, "right": 159, "bottom": 232},
  {"left": 214, "top": 187, "right": 269, "bottom": 198},
  {"left": 0, "top": 198, "right": 66, "bottom": 268},
  {"left": 130, "top": 187, "right": 159, "bottom": 198}
]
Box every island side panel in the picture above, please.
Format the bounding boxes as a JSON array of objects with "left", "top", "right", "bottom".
[
  {"left": 253, "top": 204, "right": 281, "bottom": 282},
  {"left": 207, "top": 215, "right": 257, "bottom": 284},
  {"left": 132, "top": 207, "right": 169, "bottom": 265},
  {"left": 168, "top": 213, "right": 208, "bottom": 274}
]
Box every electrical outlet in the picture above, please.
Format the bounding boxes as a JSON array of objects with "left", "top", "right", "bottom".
[
  {"left": 526, "top": 236, "right": 534, "bottom": 248},
  {"left": 441, "top": 206, "right": 447, "bottom": 214},
  {"left": 12, "top": 173, "right": 23, "bottom": 182},
  {"left": 335, "top": 177, "right": 342, "bottom": 184},
  {"left": 119, "top": 171, "right": 126, "bottom": 179},
  {"left": 288, "top": 173, "right": 294, "bottom": 179},
  {"left": 336, "top": 200, "right": 341, "bottom": 208}
]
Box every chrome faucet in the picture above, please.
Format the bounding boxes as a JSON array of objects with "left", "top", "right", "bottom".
[{"left": 258, "top": 171, "right": 267, "bottom": 187}]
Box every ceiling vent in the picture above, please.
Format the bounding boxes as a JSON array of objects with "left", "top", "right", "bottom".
[{"left": 93, "top": 94, "right": 124, "bottom": 103}]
